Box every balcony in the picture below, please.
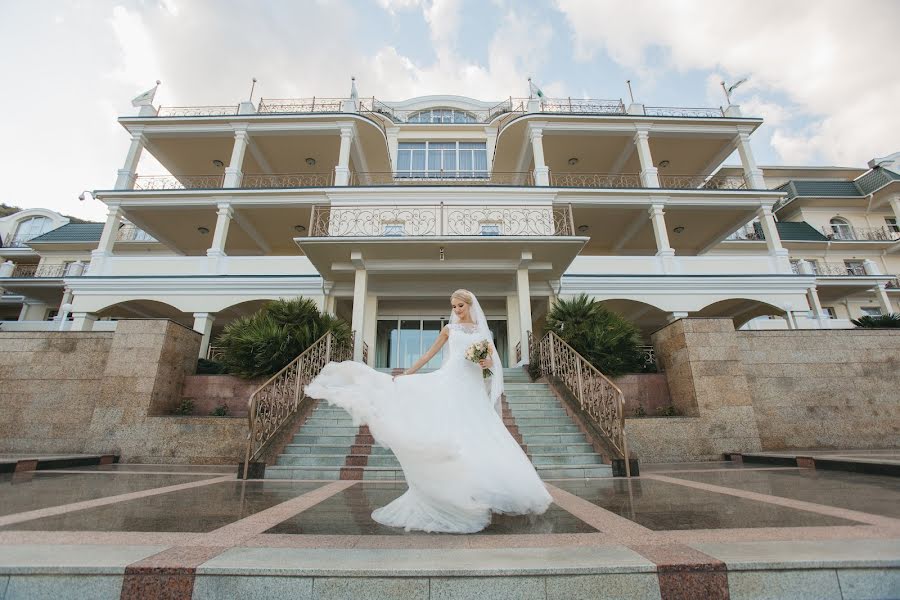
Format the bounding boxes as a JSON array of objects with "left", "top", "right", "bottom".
[
  {"left": 349, "top": 171, "right": 533, "bottom": 186},
  {"left": 791, "top": 262, "right": 868, "bottom": 276},
  {"left": 549, "top": 173, "right": 748, "bottom": 190},
  {"left": 822, "top": 225, "right": 900, "bottom": 242},
  {"left": 308, "top": 204, "right": 574, "bottom": 237},
  {"left": 0, "top": 235, "right": 36, "bottom": 249},
  {"left": 9, "top": 264, "right": 71, "bottom": 278}
]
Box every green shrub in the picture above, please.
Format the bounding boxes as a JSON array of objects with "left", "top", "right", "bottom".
[
  {"left": 215, "top": 297, "right": 352, "bottom": 379},
  {"left": 655, "top": 404, "right": 679, "bottom": 417},
  {"left": 210, "top": 403, "right": 229, "bottom": 417},
  {"left": 172, "top": 398, "right": 194, "bottom": 415},
  {"left": 196, "top": 358, "right": 229, "bottom": 375},
  {"left": 545, "top": 294, "right": 646, "bottom": 377},
  {"left": 632, "top": 405, "right": 646, "bottom": 417},
  {"left": 851, "top": 313, "right": 900, "bottom": 328}
]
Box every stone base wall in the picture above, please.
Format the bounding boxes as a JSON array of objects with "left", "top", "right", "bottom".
[
  {"left": 738, "top": 329, "right": 900, "bottom": 450},
  {"left": 181, "top": 375, "right": 263, "bottom": 418},
  {"left": 615, "top": 373, "right": 671, "bottom": 416},
  {"left": 0, "top": 320, "right": 246, "bottom": 464}
]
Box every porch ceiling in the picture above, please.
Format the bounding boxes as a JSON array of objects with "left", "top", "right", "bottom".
[
  {"left": 815, "top": 279, "right": 885, "bottom": 303},
  {"left": 0, "top": 279, "right": 64, "bottom": 304},
  {"left": 295, "top": 236, "right": 587, "bottom": 282}
]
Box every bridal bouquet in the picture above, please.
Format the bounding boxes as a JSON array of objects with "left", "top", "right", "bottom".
[{"left": 464, "top": 339, "right": 493, "bottom": 379}]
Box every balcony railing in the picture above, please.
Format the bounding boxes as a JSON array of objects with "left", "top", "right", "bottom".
[
  {"left": 0, "top": 235, "right": 35, "bottom": 248},
  {"left": 550, "top": 172, "right": 642, "bottom": 189},
  {"left": 257, "top": 97, "right": 345, "bottom": 114},
  {"left": 822, "top": 226, "right": 900, "bottom": 242},
  {"left": 309, "top": 204, "right": 575, "bottom": 237},
  {"left": 811, "top": 263, "right": 868, "bottom": 277},
  {"left": 133, "top": 174, "right": 225, "bottom": 190},
  {"left": 645, "top": 106, "right": 725, "bottom": 118},
  {"left": 116, "top": 224, "right": 157, "bottom": 242},
  {"left": 725, "top": 224, "right": 764, "bottom": 241},
  {"left": 11, "top": 264, "right": 68, "bottom": 278},
  {"left": 241, "top": 173, "right": 334, "bottom": 188},
  {"left": 156, "top": 105, "right": 239, "bottom": 117},
  {"left": 658, "top": 174, "right": 749, "bottom": 190},
  {"left": 350, "top": 171, "right": 533, "bottom": 186},
  {"left": 359, "top": 98, "right": 524, "bottom": 124}
]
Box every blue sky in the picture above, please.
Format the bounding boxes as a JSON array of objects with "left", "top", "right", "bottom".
[{"left": 1, "top": 0, "right": 897, "bottom": 220}]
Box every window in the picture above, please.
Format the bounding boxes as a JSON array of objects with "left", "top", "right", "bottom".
[
  {"left": 844, "top": 260, "right": 866, "bottom": 275},
  {"left": 790, "top": 259, "right": 819, "bottom": 275},
  {"left": 829, "top": 217, "right": 853, "bottom": 240},
  {"left": 382, "top": 223, "right": 405, "bottom": 237},
  {"left": 407, "top": 108, "right": 478, "bottom": 124},
  {"left": 397, "top": 142, "right": 487, "bottom": 178},
  {"left": 861, "top": 306, "right": 882, "bottom": 317},
  {"left": 886, "top": 218, "right": 899, "bottom": 233},
  {"left": 822, "top": 306, "right": 837, "bottom": 318},
  {"left": 479, "top": 223, "right": 501, "bottom": 236},
  {"left": 13, "top": 216, "right": 52, "bottom": 244}
]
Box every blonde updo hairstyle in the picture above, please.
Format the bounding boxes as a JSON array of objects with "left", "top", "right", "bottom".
[{"left": 450, "top": 289, "right": 473, "bottom": 306}]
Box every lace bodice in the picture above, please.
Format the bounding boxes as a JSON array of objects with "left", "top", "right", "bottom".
[{"left": 446, "top": 322, "right": 488, "bottom": 363}]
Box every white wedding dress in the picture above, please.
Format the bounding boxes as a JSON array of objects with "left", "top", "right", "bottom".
[{"left": 305, "top": 320, "right": 553, "bottom": 533}]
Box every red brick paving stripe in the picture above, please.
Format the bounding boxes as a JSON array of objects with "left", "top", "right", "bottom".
[
  {"left": 14, "top": 459, "right": 38, "bottom": 473},
  {"left": 0, "top": 475, "right": 234, "bottom": 528},
  {"left": 341, "top": 425, "right": 373, "bottom": 479},
  {"left": 121, "top": 546, "right": 227, "bottom": 600},
  {"left": 543, "top": 482, "right": 655, "bottom": 542},
  {"left": 644, "top": 473, "right": 900, "bottom": 530},
  {"left": 630, "top": 543, "right": 729, "bottom": 600}
]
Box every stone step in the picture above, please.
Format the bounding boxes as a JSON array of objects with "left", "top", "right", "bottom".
[
  {"left": 529, "top": 453, "right": 605, "bottom": 466},
  {"left": 302, "top": 417, "right": 355, "bottom": 426},
  {"left": 276, "top": 455, "right": 349, "bottom": 467},
  {"left": 522, "top": 433, "right": 589, "bottom": 444},
  {"left": 296, "top": 425, "right": 361, "bottom": 435},
  {"left": 516, "top": 424, "right": 583, "bottom": 434},
  {"left": 505, "top": 409, "right": 568, "bottom": 418},
  {"left": 535, "top": 465, "right": 613, "bottom": 478},
  {"left": 292, "top": 434, "right": 359, "bottom": 445},
  {"left": 514, "top": 417, "right": 576, "bottom": 427},
  {"left": 525, "top": 443, "right": 595, "bottom": 454},
  {"left": 282, "top": 444, "right": 352, "bottom": 455}
]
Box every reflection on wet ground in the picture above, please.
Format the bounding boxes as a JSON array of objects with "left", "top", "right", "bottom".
[
  {"left": 71, "top": 464, "right": 236, "bottom": 473},
  {"left": 266, "top": 482, "right": 597, "bottom": 535},
  {"left": 664, "top": 469, "right": 900, "bottom": 519},
  {"left": 641, "top": 462, "right": 791, "bottom": 472},
  {"left": 553, "top": 478, "right": 857, "bottom": 530},
  {"left": 2, "top": 481, "right": 325, "bottom": 532},
  {"left": 0, "top": 472, "right": 216, "bottom": 517}
]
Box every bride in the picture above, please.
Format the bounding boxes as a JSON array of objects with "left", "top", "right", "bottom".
[{"left": 305, "top": 289, "right": 552, "bottom": 533}]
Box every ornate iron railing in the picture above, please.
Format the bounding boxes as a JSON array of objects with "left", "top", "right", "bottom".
[
  {"left": 645, "top": 106, "right": 725, "bottom": 118},
  {"left": 243, "top": 331, "right": 351, "bottom": 479},
  {"left": 658, "top": 174, "right": 749, "bottom": 190},
  {"left": 11, "top": 264, "right": 68, "bottom": 278},
  {"left": 816, "top": 263, "right": 869, "bottom": 276},
  {"left": 638, "top": 345, "right": 657, "bottom": 369},
  {"left": 257, "top": 97, "right": 344, "bottom": 113},
  {"left": 822, "top": 225, "right": 900, "bottom": 242},
  {"left": 156, "top": 105, "right": 239, "bottom": 117},
  {"left": 0, "top": 235, "right": 34, "bottom": 248},
  {"left": 240, "top": 173, "right": 334, "bottom": 188},
  {"left": 206, "top": 346, "right": 225, "bottom": 362},
  {"left": 350, "top": 171, "right": 533, "bottom": 186},
  {"left": 515, "top": 340, "right": 521, "bottom": 364},
  {"left": 308, "top": 204, "right": 574, "bottom": 237},
  {"left": 512, "top": 97, "right": 626, "bottom": 115},
  {"left": 725, "top": 224, "right": 764, "bottom": 241},
  {"left": 116, "top": 224, "right": 157, "bottom": 242},
  {"left": 550, "top": 172, "right": 642, "bottom": 189},
  {"left": 133, "top": 174, "right": 225, "bottom": 190},
  {"left": 362, "top": 341, "right": 369, "bottom": 365},
  {"left": 536, "top": 331, "right": 630, "bottom": 476}
]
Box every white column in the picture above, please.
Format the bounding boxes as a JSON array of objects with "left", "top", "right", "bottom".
[
  {"left": 207, "top": 203, "right": 233, "bottom": 258},
  {"left": 736, "top": 132, "right": 766, "bottom": 189},
  {"left": 53, "top": 288, "right": 74, "bottom": 322},
  {"left": 115, "top": 131, "right": 145, "bottom": 189},
  {"left": 0, "top": 260, "right": 14, "bottom": 277},
  {"left": 862, "top": 259, "right": 882, "bottom": 276},
  {"left": 89, "top": 204, "right": 124, "bottom": 274},
  {"left": 322, "top": 281, "right": 336, "bottom": 316},
  {"left": 386, "top": 127, "right": 400, "bottom": 173},
  {"left": 889, "top": 195, "right": 900, "bottom": 224},
  {"left": 335, "top": 127, "right": 354, "bottom": 186},
  {"left": 351, "top": 260, "right": 368, "bottom": 362},
  {"left": 874, "top": 284, "right": 894, "bottom": 315},
  {"left": 529, "top": 128, "right": 550, "bottom": 186},
  {"left": 506, "top": 294, "right": 521, "bottom": 366},
  {"left": 634, "top": 130, "right": 659, "bottom": 187},
  {"left": 667, "top": 311, "right": 688, "bottom": 323},
  {"left": 193, "top": 312, "right": 216, "bottom": 359},
  {"left": 223, "top": 129, "right": 250, "bottom": 188},
  {"left": 71, "top": 312, "right": 97, "bottom": 331},
  {"left": 648, "top": 204, "right": 676, "bottom": 274},
  {"left": 756, "top": 205, "right": 791, "bottom": 273},
  {"left": 516, "top": 267, "right": 533, "bottom": 363},
  {"left": 807, "top": 286, "right": 826, "bottom": 326}
]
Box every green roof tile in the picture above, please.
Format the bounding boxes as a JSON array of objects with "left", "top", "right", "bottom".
[
  {"left": 27, "top": 223, "right": 103, "bottom": 244},
  {"left": 776, "top": 221, "right": 828, "bottom": 242}
]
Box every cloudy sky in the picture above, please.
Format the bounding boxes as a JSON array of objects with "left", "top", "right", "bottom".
[{"left": 2, "top": 0, "right": 898, "bottom": 221}]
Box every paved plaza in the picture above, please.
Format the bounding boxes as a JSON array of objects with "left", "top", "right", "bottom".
[{"left": 0, "top": 456, "right": 898, "bottom": 599}]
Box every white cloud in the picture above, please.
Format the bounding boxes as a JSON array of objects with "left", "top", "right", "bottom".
[
  {"left": 554, "top": 0, "right": 900, "bottom": 166},
  {"left": 107, "top": 6, "right": 163, "bottom": 89}
]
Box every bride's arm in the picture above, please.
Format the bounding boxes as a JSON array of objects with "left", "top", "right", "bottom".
[{"left": 400, "top": 326, "right": 450, "bottom": 376}]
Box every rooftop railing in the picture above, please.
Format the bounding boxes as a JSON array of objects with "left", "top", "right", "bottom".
[
  {"left": 513, "top": 97, "right": 626, "bottom": 115},
  {"left": 645, "top": 106, "right": 725, "bottom": 118},
  {"left": 133, "top": 175, "right": 225, "bottom": 190},
  {"left": 257, "top": 98, "right": 344, "bottom": 114},
  {"left": 658, "top": 174, "right": 749, "bottom": 190},
  {"left": 156, "top": 105, "right": 240, "bottom": 117},
  {"left": 350, "top": 171, "right": 533, "bottom": 186},
  {"left": 309, "top": 204, "right": 575, "bottom": 237},
  {"left": 725, "top": 224, "right": 764, "bottom": 241},
  {"left": 822, "top": 226, "right": 900, "bottom": 242}
]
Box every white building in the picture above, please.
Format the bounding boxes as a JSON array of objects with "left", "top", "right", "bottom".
[{"left": 3, "top": 87, "right": 897, "bottom": 365}]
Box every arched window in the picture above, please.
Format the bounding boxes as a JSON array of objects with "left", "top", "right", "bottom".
[
  {"left": 829, "top": 217, "right": 853, "bottom": 240},
  {"left": 12, "top": 216, "right": 53, "bottom": 245},
  {"left": 407, "top": 108, "right": 478, "bottom": 124}
]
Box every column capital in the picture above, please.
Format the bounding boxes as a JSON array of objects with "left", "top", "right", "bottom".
[
  {"left": 192, "top": 312, "right": 215, "bottom": 320},
  {"left": 128, "top": 131, "right": 146, "bottom": 143},
  {"left": 216, "top": 203, "right": 234, "bottom": 217},
  {"left": 528, "top": 127, "right": 544, "bottom": 141},
  {"left": 756, "top": 204, "right": 774, "bottom": 217},
  {"left": 634, "top": 128, "right": 651, "bottom": 140},
  {"left": 648, "top": 203, "right": 666, "bottom": 216},
  {"left": 340, "top": 126, "right": 355, "bottom": 139}
]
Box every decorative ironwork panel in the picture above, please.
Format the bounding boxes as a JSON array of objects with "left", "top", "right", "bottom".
[
  {"left": 156, "top": 106, "right": 239, "bottom": 117},
  {"left": 206, "top": 346, "right": 225, "bottom": 362},
  {"left": 538, "top": 332, "right": 628, "bottom": 463},
  {"left": 241, "top": 173, "right": 334, "bottom": 188},
  {"left": 257, "top": 98, "right": 344, "bottom": 113},
  {"left": 550, "top": 172, "right": 642, "bottom": 189},
  {"left": 816, "top": 263, "right": 868, "bottom": 276},
  {"left": 446, "top": 206, "right": 558, "bottom": 236},
  {"left": 644, "top": 106, "right": 725, "bottom": 118},
  {"left": 658, "top": 174, "right": 748, "bottom": 190},
  {"left": 12, "top": 264, "right": 67, "bottom": 278},
  {"left": 823, "top": 225, "right": 900, "bottom": 242},
  {"left": 350, "top": 171, "right": 533, "bottom": 186},
  {"left": 311, "top": 205, "right": 439, "bottom": 237},
  {"left": 537, "top": 98, "right": 626, "bottom": 115},
  {"left": 116, "top": 224, "right": 158, "bottom": 242},
  {"left": 133, "top": 175, "right": 225, "bottom": 190}
]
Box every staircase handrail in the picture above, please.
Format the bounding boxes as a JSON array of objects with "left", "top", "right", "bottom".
[
  {"left": 242, "top": 330, "right": 350, "bottom": 478},
  {"left": 537, "top": 331, "right": 631, "bottom": 476}
]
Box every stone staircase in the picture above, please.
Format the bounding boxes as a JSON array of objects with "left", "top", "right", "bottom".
[{"left": 264, "top": 368, "right": 612, "bottom": 480}]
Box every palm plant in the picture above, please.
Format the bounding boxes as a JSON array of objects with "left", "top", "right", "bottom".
[
  {"left": 545, "top": 294, "right": 646, "bottom": 377},
  {"left": 851, "top": 313, "right": 900, "bottom": 328},
  {"left": 216, "top": 297, "right": 351, "bottom": 378}
]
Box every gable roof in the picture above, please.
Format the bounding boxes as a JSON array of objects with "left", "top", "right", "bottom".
[
  {"left": 775, "top": 221, "right": 828, "bottom": 242},
  {"left": 26, "top": 223, "right": 104, "bottom": 244}
]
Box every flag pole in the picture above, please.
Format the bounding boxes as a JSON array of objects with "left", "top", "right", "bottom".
[
  {"left": 249, "top": 78, "right": 258, "bottom": 102},
  {"left": 626, "top": 80, "right": 635, "bottom": 104},
  {"left": 720, "top": 81, "right": 731, "bottom": 106}
]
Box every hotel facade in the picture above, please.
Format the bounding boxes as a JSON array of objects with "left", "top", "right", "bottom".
[{"left": 1, "top": 89, "right": 898, "bottom": 369}]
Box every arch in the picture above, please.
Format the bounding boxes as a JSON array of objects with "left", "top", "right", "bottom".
[
  {"left": 696, "top": 297, "right": 786, "bottom": 329},
  {"left": 829, "top": 216, "right": 853, "bottom": 240},
  {"left": 95, "top": 299, "right": 192, "bottom": 326},
  {"left": 594, "top": 298, "right": 670, "bottom": 340},
  {"left": 407, "top": 108, "right": 479, "bottom": 124}
]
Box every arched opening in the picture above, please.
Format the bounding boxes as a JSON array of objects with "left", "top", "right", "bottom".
[
  {"left": 594, "top": 299, "right": 670, "bottom": 341},
  {"left": 12, "top": 216, "right": 53, "bottom": 245},
  {"left": 407, "top": 108, "right": 479, "bottom": 123},
  {"left": 696, "top": 298, "right": 787, "bottom": 329},
  {"left": 96, "top": 299, "right": 192, "bottom": 327},
  {"left": 829, "top": 217, "right": 853, "bottom": 240}
]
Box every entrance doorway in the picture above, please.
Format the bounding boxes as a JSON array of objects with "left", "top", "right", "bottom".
[{"left": 374, "top": 318, "right": 508, "bottom": 369}]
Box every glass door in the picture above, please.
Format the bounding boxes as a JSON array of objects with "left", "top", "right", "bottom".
[{"left": 375, "top": 317, "right": 508, "bottom": 369}]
